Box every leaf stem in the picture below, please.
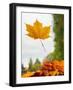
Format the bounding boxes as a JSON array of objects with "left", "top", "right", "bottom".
[{"left": 40, "top": 39, "right": 46, "bottom": 52}]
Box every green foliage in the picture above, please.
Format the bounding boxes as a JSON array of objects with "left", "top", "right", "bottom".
[
  {"left": 47, "top": 14, "right": 64, "bottom": 60},
  {"left": 28, "top": 58, "right": 33, "bottom": 69},
  {"left": 28, "top": 58, "right": 41, "bottom": 72},
  {"left": 34, "top": 58, "right": 41, "bottom": 64}
]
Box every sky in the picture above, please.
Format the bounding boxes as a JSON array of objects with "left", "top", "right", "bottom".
[{"left": 21, "top": 12, "right": 55, "bottom": 67}]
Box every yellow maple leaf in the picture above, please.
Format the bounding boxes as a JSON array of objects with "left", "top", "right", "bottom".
[
  {"left": 25, "top": 20, "right": 51, "bottom": 51},
  {"left": 25, "top": 20, "right": 50, "bottom": 39}
]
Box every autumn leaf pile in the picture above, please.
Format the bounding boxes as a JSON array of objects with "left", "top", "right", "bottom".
[
  {"left": 21, "top": 60, "right": 64, "bottom": 78},
  {"left": 41, "top": 60, "right": 64, "bottom": 76}
]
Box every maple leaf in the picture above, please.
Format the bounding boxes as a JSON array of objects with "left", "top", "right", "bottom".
[
  {"left": 25, "top": 20, "right": 51, "bottom": 51},
  {"left": 26, "top": 20, "right": 50, "bottom": 39}
]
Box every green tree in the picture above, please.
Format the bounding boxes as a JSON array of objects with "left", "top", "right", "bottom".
[
  {"left": 28, "top": 58, "right": 33, "bottom": 70},
  {"left": 47, "top": 14, "right": 64, "bottom": 60},
  {"left": 34, "top": 58, "right": 41, "bottom": 70},
  {"left": 35, "top": 58, "right": 41, "bottom": 64},
  {"left": 28, "top": 58, "right": 41, "bottom": 71}
]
